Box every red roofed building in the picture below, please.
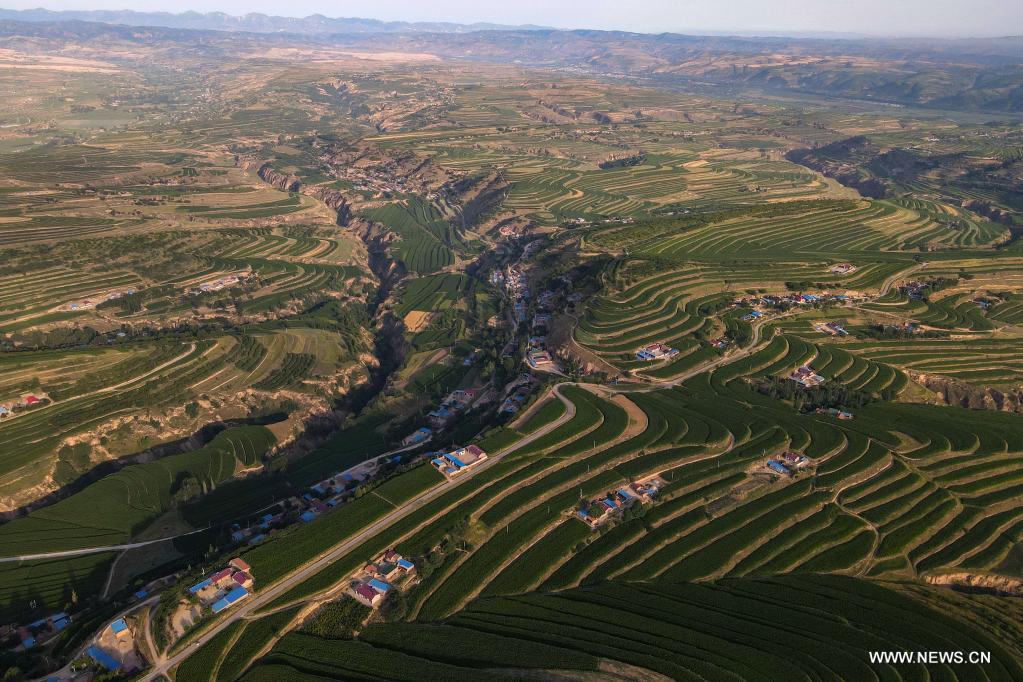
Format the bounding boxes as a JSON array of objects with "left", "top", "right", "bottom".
[
  {"left": 353, "top": 583, "right": 383, "bottom": 607},
  {"left": 232, "top": 571, "right": 254, "bottom": 589},
  {"left": 210, "top": 568, "right": 234, "bottom": 586},
  {"left": 229, "top": 557, "right": 251, "bottom": 572},
  {"left": 24, "top": 395, "right": 41, "bottom": 406}
]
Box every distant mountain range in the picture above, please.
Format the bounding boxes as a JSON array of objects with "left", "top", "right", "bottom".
[
  {"left": 0, "top": 8, "right": 551, "bottom": 34},
  {"left": 0, "top": 9, "right": 1020, "bottom": 114}
]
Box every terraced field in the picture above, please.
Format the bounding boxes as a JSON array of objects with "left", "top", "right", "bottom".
[
  {"left": 636, "top": 199, "right": 1007, "bottom": 258},
  {"left": 0, "top": 324, "right": 360, "bottom": 498},
  {"left": 361, "top": 198, "right": 458, "bottom": 273},
  {"left": 844, "top": 337, "right": 1023, "bottom": 387},
  {"left": 243, "top": 576, "right": 1023, "bottom": 682},
  {"left": 208, "top": 366, "right": 1023, "bottom": 679},
  {"left": 503, "top": 153, "right": 840, "bottom": 222},
  {"left": 211, "top": 361, "right": 1023, "bottom": 622},
  {"left": 395, "top": 273, "right": 470, "bottom": 318}
]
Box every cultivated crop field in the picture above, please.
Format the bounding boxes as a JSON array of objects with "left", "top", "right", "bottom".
[
  {"left": 244, "top": 576, "right": 1023, "bottom": 681},
  {"left": 189, "top": 74, "right": 1023, "bottom": 680}
]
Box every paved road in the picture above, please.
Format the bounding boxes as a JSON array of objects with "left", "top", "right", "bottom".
[
  {"left": 140, "top": 387, "right": 577, "bottom": 681},
  {"left": 0, "top": 531, "right": 213, "bottom": 565}
]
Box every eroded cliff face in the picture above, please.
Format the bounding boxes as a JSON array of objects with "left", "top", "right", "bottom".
[
  {"left": 911, "top": 370, "right": 1023, "bottom": 413},
  {"left": 444, "top": 170, "right": 508, "bottom": 229},
  {"left": 255, "top": 162, "right": 301, "bottom": 192},
  {"left": 962, "top": 199, "right": 1015, "bottom": 226},
  {"left": 785, "top": 140, "right": 890, "bottom": 199},
  {"left": 347, "top": 217, "right": 403, "bottom": 280},
  {"left": 925, "top": 572, "right": 1023, "bottom": 596},
  {"left": 239, "top": 156, "right": 351, "bottom": 224},
  {"left": 308, "top": 186, "right": 352, "bottom": 225},
  {"left": 599, "top": 150, "right": 646, "bottom": 169}
]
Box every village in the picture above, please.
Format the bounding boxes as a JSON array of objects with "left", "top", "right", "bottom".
[
  {"left": 225, "top": 381, "right": 509, "bottom": 549},
  {"left": 73, "top": 558, "right": 257, "bottom": 676},
  {"left": 494, "top": 259, "right": 569, "bottom": 376},
  {"left": 737, "top": 290, "right": 862, "bottom": 322}
]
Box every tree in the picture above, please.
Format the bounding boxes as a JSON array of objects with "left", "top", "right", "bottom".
[{"left": 171, "top": 474, "right": 201, "bottom": 504}]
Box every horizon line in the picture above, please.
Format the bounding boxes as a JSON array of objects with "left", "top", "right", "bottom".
[{"left": 2, "top": 6, "right": 1021, "bottom": 41}]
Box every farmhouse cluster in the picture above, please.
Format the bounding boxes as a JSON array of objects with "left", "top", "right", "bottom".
[
  {"left": 431, "top": 444, "right": 488, "bottom": 478},
  {"left": 427, "top": 388, "right": 478, "bottom": 429},
  {"left": 67, "top": 286, "right": 137, "bottom": 311},
  {"left": 3, "top": 611, "right": 70, "bottom": 652},
  {"left": 349, "top": 549, "right": 417, "bottom": 608},
  {"left": 765, "top": 450, "right": 810, "bottom": 477},
  {"left": 187, "top": 558, "right": 255, "bottom": 614},
  {"left": 577, "top": 477, "right": 663, "bottom": 528},
  {"left": 788, "top": 365, "right": 826, "bottom": 387},
  {"left": 524, "top": 289, "right": 563, "bottom": 374},
  {"left": 188, "top": 272, "right": 249, "bottom": 295},
  {"left": 499, "top": 372, "right": 543, "bottom": 414},
  {"left": 0, "top": 393, "right": 47, "bottom": 419},
  {"left": 814, "top": 321, "right": 849, "bottom": 336},
  {"left": 635, "top": 342, "right": 680, "bottom": 362},
  {"left": 736, "top": 291, "right": 861, "bottom": 322}
]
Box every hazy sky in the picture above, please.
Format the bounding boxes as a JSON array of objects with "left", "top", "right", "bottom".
[{"left": 5, "top": 0, "right": 1023, "bottom": 37}]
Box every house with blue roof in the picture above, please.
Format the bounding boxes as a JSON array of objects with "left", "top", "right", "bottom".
[
  {"left": 402, "top": 427, "right": 432, "bottom": 446},
  {"left": 211, "top": 586, "right": 249, "bottom": 613},
  {"left": 110, "top": 618, "right": 130, "bottom": 638},
  {"left": 368, "top": 578, "right": 392, "bottom": 594},
  {"left": 428, "top": 406, "right": 456, "bottom": 428},
  {"left": 88, "top": 646, "right": 120, "bottom": 671}
]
